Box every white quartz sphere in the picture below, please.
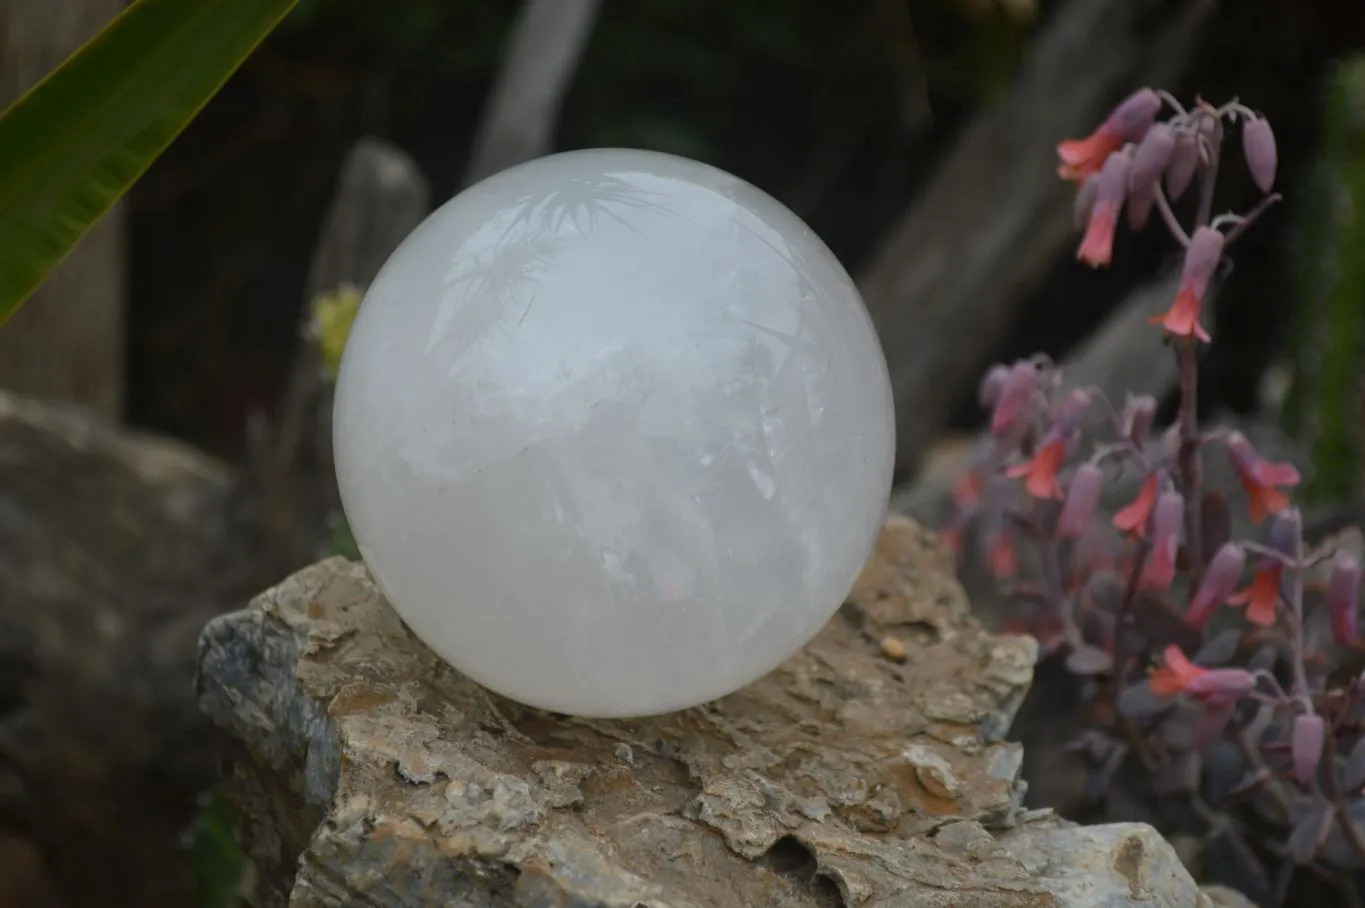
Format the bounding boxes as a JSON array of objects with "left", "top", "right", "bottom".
[{"left": 333, "top": 148, "right": 894, "bottom": 718}]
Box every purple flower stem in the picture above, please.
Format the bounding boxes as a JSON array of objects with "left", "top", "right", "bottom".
[
  {"left": 1176, "top": 339, "right": 1204, "bottom": 589},
  {"left": 1234, "top": 728, "right": 1292, "bottom": 814},
  {"left": 1195, "top": 110, "right": 1222, "bottom": 230},
  {"left": 1110, "top": 540, "right": 1151, "bottom": 692},
  {"left": 1040, "top": 538, "right": 1084, "bottom": 648},
  {"left": 1286, "top": 530, "right": 1314, "bottom": 714},
  {"left": 1153, "top": 184, "right": 1191, "bottom": 247},
  {"left": 1222, "top": 193, "right": 1283, "bottom": 247},
  {"left": 1239, "top": 541, "right": 1299, "bottom": 565}
]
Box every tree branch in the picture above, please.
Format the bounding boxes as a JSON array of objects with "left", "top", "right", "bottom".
[{"left": 462, "top": 0, "right": 602, "bottom": 187}]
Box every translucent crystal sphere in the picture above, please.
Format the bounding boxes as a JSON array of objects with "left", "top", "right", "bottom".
[{"left": 333, "top": 148, "right": 895, "bottom": 718}]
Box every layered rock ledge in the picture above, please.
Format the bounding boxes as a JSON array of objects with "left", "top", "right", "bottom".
[{"left": 197, "top": 515, "right": 1216, "bottom": 907}]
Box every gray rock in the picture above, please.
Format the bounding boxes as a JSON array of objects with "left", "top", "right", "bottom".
[
  {"left": 0, "top": 390, "right": 280, "bottom": 907},
  {"left": 998, "top": 821, "right": 1201, "bottom": 908},
  {"left": 196, "top": 514, "right": 1205, "bottom": 907},
  {"left": 1197, "top": 885, "right": 1258, "bottom": 908}
]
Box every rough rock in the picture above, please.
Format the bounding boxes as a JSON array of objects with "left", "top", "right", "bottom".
[
  {"left": 1197, "top": 885, "right": 1258, "bottom": 908},
  {"left": 0, "top": 390, "right": 283, "bottom": 907},
  {"left": 997, "top": 821, "right": 1202, "bottom": 908},
  {"left": 197, "top": 513, "right": 1219, "bottom": 907}
]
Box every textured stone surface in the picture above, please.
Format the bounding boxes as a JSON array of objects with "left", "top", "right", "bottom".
[
  {"left": 997, "top": 822, "right": 1201, "bottom": 908},
  {"left": 332, "top": 147, "right": 895, "bottom": 717},
  {"left": 197, "top": 514, "right": 1213, "bottom": 907},
  {"left": 1198, "top": 885, "right": 1258, "bottom": 908}
]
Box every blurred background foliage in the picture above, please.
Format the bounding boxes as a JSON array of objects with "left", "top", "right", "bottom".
[
  {"left": 126, "top": 0, "right": 1044, "bottom": 454},
  {"left": 119, "top": 0, "right": 1365, "bottom": 468}
]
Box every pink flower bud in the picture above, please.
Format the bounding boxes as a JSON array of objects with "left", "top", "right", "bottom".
[
  {"left": 1130, "top": 123, "right": 1177, "bottom": 193},
  {"left": 1076, "top": 150, "right": 1132, "bottom": 268},
  {"left": 1054, "top": 389, "right": 1092, "bottom": 435},
  {"left": 1058, "top": 463, "right": 1103, "bottom": 539},
  {"left": 1127, "top": 123, "right": 1176, "bottom": 229},
  {"left": 1142, "top": 489, "right": 1184, "bottom": 590},
  {"left": 1185, "top": 667, "right": 1256, "bottom": 698},
  {"left": 1105, "top": 88, "right": 1163, "bottom": 144},
  {"left": 1291, "top": 714, "right": 1325, "bottom": 783},
  {"left": 1330, "top": 550, "right": 1360, "bottom": 646},
  {"left": 1119, "top": 394, "right": 1157, "bottom": 447},
  {"left": 1266, "top": 508, "right": 1303, "bottom": 560},
  {"left": 1165, "top": 130, "right": 1200, "bottom": 200},
  {"left": 979, "top": 364, "right": 1010, "bottom": 408},
  {"left": 1242, "top": 116, "right": 1277, "bottom": 194},
  {"left": 1074, "top": 172, "right": 1100, "bottom": 230},
  {"left": 1184, "top": 225, "right": 1225, "bottom": 292},
  {"left": 1186, "top": 543, "right": 1246, "bottom": 630},
  {"left": 1195, "top": 113, "right": 1224, "bottom": 154}
]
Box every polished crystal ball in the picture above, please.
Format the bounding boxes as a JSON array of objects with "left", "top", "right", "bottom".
[{"left": 333, "top": 148, "right": 895, "bottom": 718}]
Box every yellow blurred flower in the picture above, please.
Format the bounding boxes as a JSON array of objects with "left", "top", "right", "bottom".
[{"left": 310, "top": 284, "right": 362, "bottom": 381}]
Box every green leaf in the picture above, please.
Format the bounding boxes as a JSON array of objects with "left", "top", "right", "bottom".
[
  {"left": 0, "top": 0, "right": 300, "bottom": 324},
  {"left": 190, "top": 787, "right": 247, "bottom": 908},
  {"left": 328, "top": 517, "right": 361, "bottom": 561}
]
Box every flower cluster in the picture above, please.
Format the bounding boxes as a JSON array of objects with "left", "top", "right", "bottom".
[
  {"left": 1065, "top": 89, "right": 1278, "bottom": 339},
  {"left": 947, "top": 91, "right": 1365, "bottom": 905}
]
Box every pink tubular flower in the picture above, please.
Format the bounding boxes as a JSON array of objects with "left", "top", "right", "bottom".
[
  {"left": 1225, "top": 432, "right": 1301, "bottom": 524},
  {"left": 1077, "top": 151, "right": 1131, "bottom": 267},
  {"left": 1126, "top": 123, "right": 1176, "bottom": 229},
  {"left": 1330, "top": 550, "right": 1361, "bottom": 646},
  {"left": 1227, "top": 560, "right": 1281, "bottom": 627},
  {"left": 1057, "top": 88, "right": 1162, "bottom": 181},
  {"left": 1140, "top": 489, "right": 1184, "bottom": 591},
  {"left": 1227, "top": 512, "right": 1298, "bottom": 627},
  {"left": 1149, "top": 645, "right": 1254, "bottom": 698},
  {"left": 1074, "top": 173, "right": 1101, "bottom": 229},
  {"left": 988, "top": 361, "right": 1038, "bottom": 437},
  {"left": 1186, "top": 543, "right": 1246, "bottom": 630},
  {"left": 1292, "top": 714, "right": 1325, "bottom": 783},
  {"left": 1058, "top": 463, "right": 1103, "bottom": 538},
  {"left": 1114, "top": 473, "right": 1159, "bottom": 535},
  {"left": 1151, "top": 226, "right": 1222, "bottom": 342},
  {"left": 1242, "top": 116, "right": 1277, "bottom": 194},
  {"left": 1149, "top": 645, "right": 1205, "bottom": 696},
  {"left": 1186, "top": 668, "right": 1257, "bottom": 698},
  {"left": 1007, "top": 431, "right": 1069, "bottom": 500}
]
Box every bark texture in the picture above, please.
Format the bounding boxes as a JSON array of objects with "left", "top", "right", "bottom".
[{"left": 462, "top": 0, "right": 602, "bottom": 186}]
